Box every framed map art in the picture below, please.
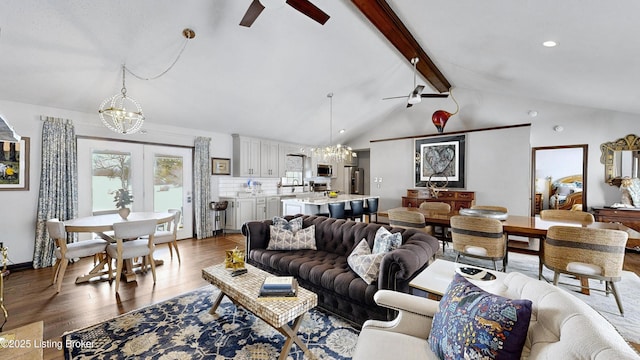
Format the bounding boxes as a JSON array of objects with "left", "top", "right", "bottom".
[{"left": 415, "top": 135, "right": 465, "bottom": 188}]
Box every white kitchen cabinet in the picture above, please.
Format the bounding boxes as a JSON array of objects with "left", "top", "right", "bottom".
[
  {"left": 260, "top": 141, "right": 279, "bottom": 177},
  {"left": 236, "top": 198, "right": 256, "bottom": 228},
  {"left": 266, "top": 196, "right": 280, "bottom": 218},
  {"left": 232, "top": 135, "right": 261, "bottom": 177},
  {"left": 255, "top": 197, "right": 267, "bottom": 220}
]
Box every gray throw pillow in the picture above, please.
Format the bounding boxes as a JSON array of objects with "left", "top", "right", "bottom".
[
  {"left": 267, "top": 225, "right": 317, "bottom": 250},
  {"left": 272, "top": 216, "right": 303, "bottom": 232},
  {"left": 348, "top": 239, "right": 385, "bottom": 284},
  {"left": 372, "top": 226, "right": 402, "bottom": 254}
]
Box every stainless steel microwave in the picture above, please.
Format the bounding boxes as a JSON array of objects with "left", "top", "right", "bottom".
[{"left": 317, "top": 164, "right": 332, "bottom": 177}]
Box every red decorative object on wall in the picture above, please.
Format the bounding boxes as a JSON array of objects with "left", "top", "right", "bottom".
[{"left": 431, "top": 89, "right": 459, "bottom": 133}]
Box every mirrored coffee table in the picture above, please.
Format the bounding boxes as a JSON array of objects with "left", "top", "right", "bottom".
[{"left": 202, "top": 263, "right": 317, "bottom": 360}]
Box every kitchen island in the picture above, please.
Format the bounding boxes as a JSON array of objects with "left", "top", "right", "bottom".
[{"left": 281, "top": 194, "right": 378, "bottom": 216}]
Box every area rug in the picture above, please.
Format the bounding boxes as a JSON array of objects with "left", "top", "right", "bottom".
[
  {"left": 62, "top": 287, "right": 358, "bottom": 359},
  {"left": 438, "top": 248, "right": 640, "bottom": 343}
]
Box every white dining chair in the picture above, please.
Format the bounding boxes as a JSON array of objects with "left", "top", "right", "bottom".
[
  {"left": 152, "top": 209, "right": 181, "bottom": 264},
  {"left": 47, "top": 219, "right": 108, "bottom": 293},
  {"left": 107, "top": 219, "right": 158, "bottom": 293}
]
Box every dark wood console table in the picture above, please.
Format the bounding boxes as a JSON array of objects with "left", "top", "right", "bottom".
[
  {"left": 592, "top": 207, "right": 640, "bottom": 250},
  {"left": 402, "top": 189, "right": 475, "bottom": 211}
]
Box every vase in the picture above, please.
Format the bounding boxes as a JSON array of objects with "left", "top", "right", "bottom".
[{"left": 118, "top": 207, "right": 130, "bottom": 220}]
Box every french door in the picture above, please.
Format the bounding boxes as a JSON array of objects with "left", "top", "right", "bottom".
[{"left": 77, "top": 139, "right": 193, "bottom": 239}]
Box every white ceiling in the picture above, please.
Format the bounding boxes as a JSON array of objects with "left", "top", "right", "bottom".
[{"left": 1, "top": 1, "right": 638, "bottom": 147}]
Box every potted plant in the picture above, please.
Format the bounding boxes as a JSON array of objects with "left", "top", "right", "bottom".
[{"left": 114, "top": 188, "right": 133, "bottom": 219}]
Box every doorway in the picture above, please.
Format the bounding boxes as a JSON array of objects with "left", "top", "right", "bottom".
[
  {"left": 531, "top": 145, "right": 588, "bottom": 216},
  {"left": 77, "top": 139, "right": 193, "bottom": 239}
]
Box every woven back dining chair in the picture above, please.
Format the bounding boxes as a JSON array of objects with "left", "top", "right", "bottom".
[
  {"left": 47, "top": 219, "right": 108, "bottom": 293},
  {"left": 418, "top": 202, "right": 451, "bottom": 251},
  {"left": 540, "top": 209, "right": 594, "bottom": 225},
  {"left": 388, "top": 210, "right": 432, "bottom": 235},
  {"left": 450, "top": 215, "right": 507, "bottom": 271},
  {"left": 107, "top": 219, "right": 158, "bottom": 293},
  {"left": 544, "top": 225, "right": 628, "bottom": 315}
]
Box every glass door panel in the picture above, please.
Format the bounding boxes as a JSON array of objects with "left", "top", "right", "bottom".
[{"left": 144, "top": 145, "right": 193, "bottom": 239}]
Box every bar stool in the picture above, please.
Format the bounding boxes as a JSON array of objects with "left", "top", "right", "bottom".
[
  {"left": 364, "top": 198, "right": 379, "bottom": 223},
  {"left": 328, "top": 202, "right": 346, "bottom": 219},
  {"left": 210, "top": 201, "right": 228, "bottom": 236},
  {"left": 347, "top": 200, "right": 365, "bottom": 221}
]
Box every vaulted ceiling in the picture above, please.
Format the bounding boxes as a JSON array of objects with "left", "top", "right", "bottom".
[{"left": 1, "top": 1, "right": 638, "bottom": 147}]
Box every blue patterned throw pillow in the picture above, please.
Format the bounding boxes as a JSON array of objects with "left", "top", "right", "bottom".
[
  {"left": 272, "top": 216, "right": 303, "bottom": 233},
  {"left": 428, "top": 274, "right": 532, "bottom": 360},
  {"left": 372, "top": 226, "right": 402, "bottom": 254}
]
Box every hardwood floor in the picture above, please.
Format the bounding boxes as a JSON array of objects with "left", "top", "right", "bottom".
[
  {"left": 2, "top": 234, "right": 244, "bottom": 359},
  {"left": 2, "top": 233, "right": 639, "bottom": 358}
]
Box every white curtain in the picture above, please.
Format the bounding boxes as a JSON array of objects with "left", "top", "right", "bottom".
[
  {"left": 33, "top": 117, "right": 78, "bottom": 268},
  {"left": 194, "top": 137, "right": 212, "bottom": 239}
]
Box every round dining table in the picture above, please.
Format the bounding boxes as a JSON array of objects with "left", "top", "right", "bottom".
[{"left": 64, "top": 211, "right": 174, "bottom": 284}]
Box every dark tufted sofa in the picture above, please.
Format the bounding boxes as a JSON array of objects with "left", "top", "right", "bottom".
[{"left": 242, "top": 215, "right": 439, "bottom": 326}]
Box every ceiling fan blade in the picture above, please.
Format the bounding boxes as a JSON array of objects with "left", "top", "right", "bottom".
[
  {"left": 411, "top": 85, "right": 425, "bottom": 96},
  {"left": 420, "top": 93, "right": 449, "bottom": 98},
  {"left": 240, "top": 0, "right": 265, "bottom": 27},
  {"left": 382, "top": 95, "right": 409, "bottom": 100},
  {"left": 286, "top": 0, "right": 330, "bottom": 25}
]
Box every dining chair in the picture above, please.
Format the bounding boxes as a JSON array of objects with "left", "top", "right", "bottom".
[
  {"left": 47, "top": 219, "right": 109, "bottom": 293},
  {"left": 419, "top": 202, "right": 451, "bottom": 213},
  {"left": 540, "top": 209, "right": 594, "bottom": 224},
  {"left": 470, "top": 205, "right": 508, "bottom": 213},
  {"left": 328, "top": 202, "right": 346, "bottom": 219},
  {"left": 388, "top": 210, "right": 432, "bottom": 235},
  {"left": 419, "top": 202, "right": 451, "bottom": 252},
  {"left": 543, "top": 225, "right": 628, "bottom": 315},
  {"left": 347, "top": 200, "right": 365, "bottom": 221},
  {"left": 150, "top": 209, "right": 181, "bottom": 264},
  {"left": 363, "top": 197, "right": 379, "bottom": 223},
  {"left": 450, "top": 215, "right": 507, "bottom": 271},
  {"left": 107, "top": 219, "right": 158, "bottom": 293}
]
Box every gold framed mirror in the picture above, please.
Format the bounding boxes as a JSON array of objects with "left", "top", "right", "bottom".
[{"left": 600, "top": 134, "right": 640, "bottom": 186}]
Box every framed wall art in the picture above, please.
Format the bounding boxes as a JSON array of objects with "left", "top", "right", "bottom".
[
  {"left": 0, "top": 137, "right": 29, "bottom": 190},
  {"left": 211, "top": 157, "right": 230, "bottom": 175},
  {"left": 415, "top": 135, "right": 465, "bottom": 188}
]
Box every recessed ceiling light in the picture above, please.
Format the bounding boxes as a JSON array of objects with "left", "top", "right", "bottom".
[
  {"left": 339, "top": 129, "right": 345, "bottom": 134},
  {"left": 542, "top": 40, "right": 557, "bottom": 48},
  {"left": 528, "top": 110, "right": 538, "bottom": 118}
]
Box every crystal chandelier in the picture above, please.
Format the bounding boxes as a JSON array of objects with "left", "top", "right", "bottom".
[
  {"left": 98, "top": 28, "right": 195, "bottom": 135},
  {"left": 311, "top": 93, "right": 356, "bottom": 163},
  {"left": 98, "top": 65, "right": 144, "bottom": 134}
]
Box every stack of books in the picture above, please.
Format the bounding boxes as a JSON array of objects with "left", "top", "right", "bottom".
[{"left": 259, "top": 276, "right": 298, "bottom": 298}]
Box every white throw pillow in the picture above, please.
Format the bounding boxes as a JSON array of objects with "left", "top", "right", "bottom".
[
  {"left": 372, "top": 226, "right": 402, "bottom": 254},
  {"left": 348, "top": 239, "right": 385, "bottom": 284},
  {"left": 267, "top": 225, "right": 317, "bottom": 250}
]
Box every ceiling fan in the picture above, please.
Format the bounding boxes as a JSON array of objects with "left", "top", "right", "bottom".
[
  {"left": 240, "top": 0, "right": 330, "bottom": 27},
  {"left": 383, "top": 58, "right": 449, "bottom": 108}
]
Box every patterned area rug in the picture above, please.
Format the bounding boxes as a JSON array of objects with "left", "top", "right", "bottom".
[
  {"left": 439, "top": 248, "right": 640, "bottom": 343},
  {"left": 62, "top": 286, "right": 359, "bottom": 359}
]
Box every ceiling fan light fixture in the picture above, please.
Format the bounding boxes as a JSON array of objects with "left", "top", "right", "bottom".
[
  {"left": 259, "top": 0, "right": 286, "bottom": 9},
  {"left": 408, "top": 93, "right": 422, "bottom": 105}
]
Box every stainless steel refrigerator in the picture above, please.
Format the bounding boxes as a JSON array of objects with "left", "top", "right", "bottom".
[{"left": 348, "top": 167, "right": 365, "bottom": 194}]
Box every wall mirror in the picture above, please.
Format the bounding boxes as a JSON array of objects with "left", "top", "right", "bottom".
[
  {"left": 600, "top": 134, "right": 640, "bottom": 186},
  {"left": 531, "top": 145, "right": 588, "bottom": 215}
]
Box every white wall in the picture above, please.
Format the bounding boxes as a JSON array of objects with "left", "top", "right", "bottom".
[
  {"left": 0, "top": 100, "right": 232, "bottom": 265},
  {"left": 369, "top": 126, "right": 531, "bottom": 215},
  {"left": 354, "top": 88, "right": 640, "bottom": 215}
]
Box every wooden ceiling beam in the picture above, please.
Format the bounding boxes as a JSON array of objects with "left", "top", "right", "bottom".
[{"left": 351, "top": 0, "right": 451, "bottom": 92}]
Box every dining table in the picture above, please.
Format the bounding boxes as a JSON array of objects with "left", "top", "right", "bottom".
[
  {"left": 64, "top": 211, "right": 174, "bottom": 284},
  {"left": 380, "top": 207, "right": 640, "bottom": 295}
]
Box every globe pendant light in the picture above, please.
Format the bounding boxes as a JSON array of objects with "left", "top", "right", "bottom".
[
  {"left": 98, "top": 65, "right": 144, "bottom": 135},
  {"left": 432, "top": 88, "right": 459, "bottom": 133}
]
